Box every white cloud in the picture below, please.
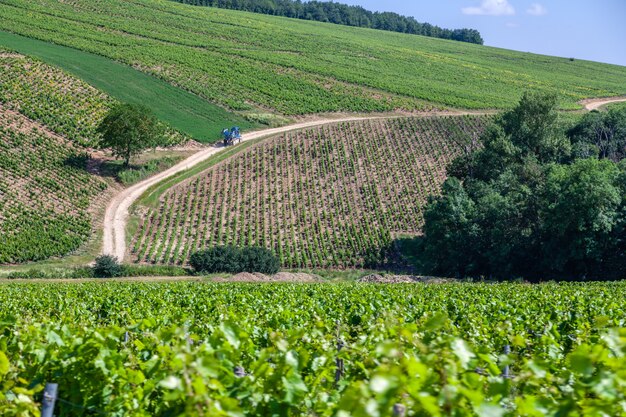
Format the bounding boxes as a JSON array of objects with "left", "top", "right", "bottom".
[
  {"left": 527, "top": 3, "right": 548, "bottom": 16},
  {"left": 462, "top": 0, "right": 515, "bottom": 16}
]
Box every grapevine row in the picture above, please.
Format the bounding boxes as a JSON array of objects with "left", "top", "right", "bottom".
[{"left": 132, "top": 115, "right": 490, "bottom": 268}]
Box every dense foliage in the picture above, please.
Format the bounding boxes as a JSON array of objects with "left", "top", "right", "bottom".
[
  {"left": 569, "top": 107, "right": 626, "bottom": 161},
  {"left": 97, "top": 103, "right": 166, "bottom": 166},
  {"left": 93, "top": 255, "right": 123, "bottom": 278},
  {"left": 190, "top": 246, "right": 280, "bottom": 274},
  {"left": 133, "top": 116, "right": 489, "bottom": 268},
  {"left": 1, "top": 0, "right": 625, "bottom": 113},
  {"left": 422, "top": 93, "right": 626, "bottom": 281},
  {"left": 172, "top": 0, "right": 483, "bottom": 44},
  {"left": 1, "top": 281, "right": 626, "bottom": 415}
]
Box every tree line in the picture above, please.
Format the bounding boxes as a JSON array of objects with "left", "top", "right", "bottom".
[
  {"left": 171, "top": 0, "right": 484, "bottom": 44},
  {"left": 420, "top": 93, "right": 626, "bottom": 281}
]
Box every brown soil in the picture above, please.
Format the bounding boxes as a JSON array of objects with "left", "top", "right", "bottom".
[
  {"left": 358, "top": 274, "right": 453, "bottom": 284},
  {"left": 213, "top": 272, "right": 322, "bottom": 282}
]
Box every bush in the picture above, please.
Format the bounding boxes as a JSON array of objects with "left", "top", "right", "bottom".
[
  {"left": 240, "top": 247, "right": 280, "bottom": 275},
  {"left": 93, "top": 255, "right": 123, "bottom": 278},
  {"left": 190, "top": 246, "right": 280, "bottom": 275}
]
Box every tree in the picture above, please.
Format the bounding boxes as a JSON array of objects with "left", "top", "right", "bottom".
[
  {"left": 93, "top": 255, "right": 123, "bottom": 278},
  {"left": 421, "top": 92, "right": 625, "bottom": 281},
  {"left": 569, "top": 107, "right": 626, "bottom": 162},
  {"left": 97, "top": 103, "right": 165, "bottom": 167},
  {"left": 538, "top": 158, "right": 623, "bottom": 278}
]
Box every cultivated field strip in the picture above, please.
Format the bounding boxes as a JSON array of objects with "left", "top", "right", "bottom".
[
  {"left": 1, "top": 0, "right": 625, "bottom": 114},
  {"left": 0, "top": 50, "right": 113, "bottom": 146},
  {"left": 132, "top": 115, "right": 490, "bottom": 268},
  {"left": 0, "top": 110, "right": 107, "bottom": 263}
]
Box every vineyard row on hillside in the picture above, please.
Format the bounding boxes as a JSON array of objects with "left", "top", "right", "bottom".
[
  {"left": 1, "top": 0, "right": 625, "bottom": 114},
  {"left": 132, "top": 116, "right": 490, "bottom": 268},
  {"left": 0, "top": 110, "right": 107, "bottom": 263}
]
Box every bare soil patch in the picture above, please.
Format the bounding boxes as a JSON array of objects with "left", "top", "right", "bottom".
[{"left": 358, "top": 274, "right": 453, "bottom": 284}]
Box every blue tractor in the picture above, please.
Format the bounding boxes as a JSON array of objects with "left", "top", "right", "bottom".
[{"left": 222, "top": 126, "right": 242, "bottom": 146}]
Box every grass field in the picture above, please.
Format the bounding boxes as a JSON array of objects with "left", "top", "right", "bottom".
[
  {"left": 0, "top": 31, "right": 255, "bottom": 143},
  {"left": 131, "top": 116, "right": 490, "bottom": 268},
  {"left": 1, "top": 0, "right": 625, "bottom": 115},
  {"left": 1, "top": 281, "right": 626, "bottom": 415}
]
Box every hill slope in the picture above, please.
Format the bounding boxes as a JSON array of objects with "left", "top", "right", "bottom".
[
  {"left": 0, "top": 51, "right": 112, "bottom": 263},
  {"left": 131, "top": 116, "right": 490, "bottom": 268},
  {"left": 1, "top": 0, "right": 625, "bottom": 115},
  {"left": 0, "top": 31, "right": 255, "bottom": 143}
]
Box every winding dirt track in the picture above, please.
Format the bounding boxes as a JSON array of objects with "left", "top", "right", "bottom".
[
  {"left": 102, "top": 96, "right": 626, "bottom": 261},
  {"left": 102, "top": 116, "right": 392, "bottom": 260},
  {"left": 582, "top": 97, "right": 626, "bottom": 111}
]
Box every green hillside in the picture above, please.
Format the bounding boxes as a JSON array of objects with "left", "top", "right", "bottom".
[
  {"left": 1, "top": 0, "right": 625, "bottom": 115},
  {"left": 0, "top": 32, "right": 255, "bottom": 143},
  {"left": 132, "top": 116, "right": 490, "bottom": 268},
  {"left": 0, "top": 51, "right": 113, "bottom": 262}
]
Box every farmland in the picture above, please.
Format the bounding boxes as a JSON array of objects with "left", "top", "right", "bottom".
[
  {"left": 132, "top": 116, "right": 490, "bottom": 268},
  {"left": 0, "top": 31, "right": 254, "bottom": 143},
  {"left": 0, "top": 49, "right": 113, "bottom": 146},
  {"left": 0, "top": 109, "right": 107, "bottom": 263},
  {"left": 0, "top": 51, "right": 114, "bottom": 263},
  {"left": 0, "top": 0, "right": 625, "bottom": 116},
  {"left": 2, "top": 281, "right": 626, "bottom": 415}
]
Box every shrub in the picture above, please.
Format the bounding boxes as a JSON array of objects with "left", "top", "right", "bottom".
[
  {"left": 190, "top": 246, "right": 280, "bottom": 274},
  {"left": 240, "top": 247, "right": 280, "bottom": 275},
  {"left": 93, "top": 255, "right": 123, "bottom": 278}
]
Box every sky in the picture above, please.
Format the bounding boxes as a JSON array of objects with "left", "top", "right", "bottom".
[{"left": 336, "top": 0, "right": 626, "bottom": 67}]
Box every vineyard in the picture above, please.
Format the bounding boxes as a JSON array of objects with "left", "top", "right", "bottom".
[
  {"left": 0, "top": 49, "right": 113, "bottom": 146},
  {"left": 0, "top": 51, "right": 113, "bottom": 263},
  {"left": 132, "top": 116, "right": 490, "bottom": 268},
  {"left": 1, "top": 281, "right": 626, "bottom": 415},
  {"left": 0, "top": 109, "right": 107, "bottom": 263},
  {"left": 1, "top": 0, "right": 626, "bottom": 115}
]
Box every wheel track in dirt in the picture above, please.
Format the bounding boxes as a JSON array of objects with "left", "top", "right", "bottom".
[{"left": 102, "top": 96, "right": 626, "bottom": 261}]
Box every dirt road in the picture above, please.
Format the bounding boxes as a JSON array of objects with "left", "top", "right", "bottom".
[
  {"left": 582, "top": 96, "right": 626, "bottom": 111},
  {"left": 102, "top": 116, "right": 397, "bottom": 261},
  {"left": 102, "top": 97, "right": 626, "bottom": 261}
]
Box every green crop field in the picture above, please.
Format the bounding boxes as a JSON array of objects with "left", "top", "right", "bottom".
[
  {"left": 1, "top": 281, "right": 626, "bottom": 415},
  {"left": 1, "top": 0, "right": 625, "bottom": 116},
  {"left": 0, "top": 110, "right": 107, "bottom": 263},
  {"left": 0, "top": 51, "right": 114, "bottom": 263},
  {"left": 0, "top": 31, "right": 254, "bottom": 143},
  {"left": 132, "top": 116, "right": 490, "bottom": 269}
]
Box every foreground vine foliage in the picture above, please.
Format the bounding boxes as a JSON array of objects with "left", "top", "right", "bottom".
[
  {"left": 133, "top": 116, "right": 489, "bottom": 268},
  {"left": 0, "top": 281, "right": 625, "bottom": 416}
]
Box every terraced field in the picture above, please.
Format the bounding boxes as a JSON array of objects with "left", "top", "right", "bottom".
[
  {"left": 132, "top": 116, "right": 490, "bottom": 268},
  {"left": 1, "top": 0, "right": 625, "bottom": 116}
]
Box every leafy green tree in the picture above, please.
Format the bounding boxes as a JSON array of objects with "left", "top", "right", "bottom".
[
  {"left": 422, "top": 92, "right": 625, "bottom": 281},
  {"left": 569, "top": 107, "right": 626, "bottom": 162},
  {"left": 97, "top": 103, "right": 164, "bottom": 167},
  {"left": 538, "top": 158, "right": 623, "bottom": 278},
  {"left": 93, "top": 255, "right": 123, "bottom": 278}
]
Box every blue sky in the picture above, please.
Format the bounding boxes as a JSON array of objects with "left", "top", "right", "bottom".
[{"left": 337, "top": 0, "right": 626, "bottom": 67}]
